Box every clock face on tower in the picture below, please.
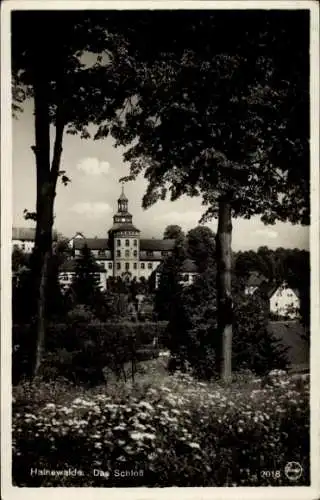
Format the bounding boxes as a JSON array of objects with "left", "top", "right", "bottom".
[{"left": 121, "top": 218, "right": 126, "bottom": 222}]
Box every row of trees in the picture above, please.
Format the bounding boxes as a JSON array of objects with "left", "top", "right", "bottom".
[
  {"left": 157, "top": 225, "right": 309, "bottom": 321},
  {"left": 155, "top": 239, "right": 290, "bottom": 378},
  {"left": 12, "top": 10, "right": 309, "bottom": 380}
]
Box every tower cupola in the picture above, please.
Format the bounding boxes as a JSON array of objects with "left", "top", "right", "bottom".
[{"left": 118, "top": 184, "right": 128, "bottom": 213}]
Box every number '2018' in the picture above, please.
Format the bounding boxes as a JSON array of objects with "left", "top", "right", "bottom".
[{"left": 261, "top": 470, "right": 281, "bottom": 479}]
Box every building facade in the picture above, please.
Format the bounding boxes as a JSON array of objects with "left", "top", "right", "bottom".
[
  {"left": 12, "top": 227, "right": 59, "bottom": 253},
  {"left": 12, "top": 188, "right": 199, "bottom": 291},
  {"left": 269, "top": 282, "right": 300, "bottom": 320},
  {"left": 69, "top": 187, "right": 176, "bottom": 284}
]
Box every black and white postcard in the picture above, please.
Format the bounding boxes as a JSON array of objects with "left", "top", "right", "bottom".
[{"left": 1, "top": 1, "right": 319, "bottom": 499}]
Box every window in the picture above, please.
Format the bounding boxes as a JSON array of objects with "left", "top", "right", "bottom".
[
  {"left": 98, "top": 249, "right": 105, "bottom": 256},
  {"left": 141, "top": 263, "right": 145, "bottom": 269},
  {"left": 148, "top": 263, "right": 152, "bottom": 269},
  {"left": 134, "top": 239, "right": 137, "bottom": 247},
  {"left": 133, "top": 263, "right": 137, "bottom": 270},
  {"left": 117, "top": 239, "right": 121, "bottom": 247},
  {"left": 179, "top": 274, "right": 189, "bottom": 282},
  {"left": 108, "top": 262, "right": 113, "bottom": 269},
  {"left": 125, "top": 262, "right": 130, "bottom": 270},
  {"left": 125, "top": 250, "right": 130, "bottom": 257},
  {"left": 21, "top": 243, "right": 25, "bottom": 251},
  {"left": 61, "top": 273, "right": 69, "bottom": 281},
  {"left": 146, "top": 250, "right": 153, "bottom": 257},
  {"left": 133, "top": 250, "right": 137, "bottom": 257},
  {"left": 162, "top": 251, "right": 168, "bottom": 257},
  {"left": 117, "top": 250, "right": 121, "bottom": 257},
  {"left": 117, "top": 263, "right": 121, "bottom": 270},
  {"left": 125, "top": 239, "right": 130, "bottom": 247}
]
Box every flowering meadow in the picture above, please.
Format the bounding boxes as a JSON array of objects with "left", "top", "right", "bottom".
[{"left": 12, "top": 362, "right": 309, "bottom": 487}]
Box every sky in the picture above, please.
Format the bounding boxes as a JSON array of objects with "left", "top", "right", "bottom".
[{"left": 12, "top": 100, "right": 309, "bottom": 251}]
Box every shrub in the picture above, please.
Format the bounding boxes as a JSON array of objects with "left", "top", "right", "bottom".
[
  {"left": 165, "top": 270, "right": 289, "bottom": 379},
  {"left": 12, "top": 321, "right": 168, "bottom": 384}
]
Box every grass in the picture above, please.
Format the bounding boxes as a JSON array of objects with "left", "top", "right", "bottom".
[{"left": 12, "top": 359, "right": 310, "bottom": 487}]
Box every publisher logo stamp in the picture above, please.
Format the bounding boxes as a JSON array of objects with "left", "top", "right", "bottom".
[{"left": 284, "top": 462, "right": 303, "bottom": 481}]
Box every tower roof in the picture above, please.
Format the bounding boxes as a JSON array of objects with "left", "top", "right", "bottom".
[{"left": 118, "top": 183, "right": 128, "bottom": 201}]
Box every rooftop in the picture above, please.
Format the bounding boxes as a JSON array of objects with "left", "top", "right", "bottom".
[
  {"left": 259, "top": 281, "right": 300, "bottom": 299},
  {"left": 13, "top": 227, "right": 58, "bottom": 241},
  {"left": 140, "top": 239, "right": 175, "bottom": 251},
  {"left": 60, "top": 259, "right": 106, "bottom": 273},
  {"left": 74, "top": 238, "right": 110, "bottom": 250}
]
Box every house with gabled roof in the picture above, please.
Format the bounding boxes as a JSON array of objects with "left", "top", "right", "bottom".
[
  {"left": 266, "top": 281, "right": 300, "bottom": 320},
  {"left": 244, "top": 271, "right": 268, "bottom": 296},
  {"left": 249, "top": 278, "right": 301, "bottom": 320}
]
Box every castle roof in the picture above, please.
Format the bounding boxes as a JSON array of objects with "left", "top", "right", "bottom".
[
  {"left": 13, "top": 227, "right": 58, "bottom": 241},
  {"left": 74, "top": 238, "right": 110, "bottom": 250},
  {"left": 73, "top": 237, "right": 176, "bottom": 251},
  {"left": 155, "top": 258, "right": 198, "bottom": 274},
  {"left": 140, "top": 239, "right": 175, "bottom": 251}
]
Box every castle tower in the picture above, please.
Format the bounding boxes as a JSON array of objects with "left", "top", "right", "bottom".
[{"left": 109, "top": 184, "right": 140, "bottom": 280}]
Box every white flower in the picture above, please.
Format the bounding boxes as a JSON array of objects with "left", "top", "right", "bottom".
[
  {"left": 113, "top": 425, "right": 126, "bottom": 431},
  {"left": 138, "top": 401, "right": 154, "bottom": 412},
  {"left": 187, "top": 442, "right": 201, "bottom": 449}
]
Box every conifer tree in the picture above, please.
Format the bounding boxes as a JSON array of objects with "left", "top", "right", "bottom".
[
  {"left": 154, "top": 233, "right": 187, "bottom": 321},
  {"left": 70, "top": 245, "right": 103, "bottom": 311}
]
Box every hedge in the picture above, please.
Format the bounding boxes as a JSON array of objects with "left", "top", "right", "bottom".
[{"left": 12, "top": 321, "right": 168, "bottom": 384}]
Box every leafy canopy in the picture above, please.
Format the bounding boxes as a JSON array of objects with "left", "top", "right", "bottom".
[{"left": 106, "top": 10, "right": 309, "bottom": 225}]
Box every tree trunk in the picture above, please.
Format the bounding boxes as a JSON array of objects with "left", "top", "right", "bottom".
[
  {"left": 30, "top": 49, "right": 65, "bottom": 377},
  {"left": 216, "top": 199, "right": 233, "bottom": 384},
  {"left": 33, "top": 250, "right": 50, "bottom": 375}
]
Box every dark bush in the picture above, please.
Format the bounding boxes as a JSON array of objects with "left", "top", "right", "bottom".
[{"left": 12, "top": 321, "right": 168, "bottom": 384}]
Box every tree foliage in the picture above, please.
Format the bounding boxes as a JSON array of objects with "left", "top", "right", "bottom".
[
  {"left": 167, "top": 271, "right": 289, "bottom": 379},
  {"left": 104, "top": 11, "right": 308, "bottom": 381},
  {"left": 154, "top": 233, "right": 187, "bottom": 321},
  {"left": 163, "top": 225, "right": 185, "bottom": 240},
  {"left": 107, "top": 11, "right": 309, "bottom": 225},
  {"left": 186, "top": 226, "right": 216, "bottom": 271},
  {"left": 70, "top": 245, "right": 104, "bottom": 310},
  {"left": 11, "top": 10, "right": 139, "bottom": 374}
]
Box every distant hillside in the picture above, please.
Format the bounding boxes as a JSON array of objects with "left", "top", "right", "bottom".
[{"left": 268, "top": 321, "right": 309, "bottom": 372}]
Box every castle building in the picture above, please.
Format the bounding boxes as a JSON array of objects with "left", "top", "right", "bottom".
[
  {"left": 69, "top": 186, "right": 176, "bottom": 283},
  {"left": 12, "top": 188, "right": 199, "bottom": 291}
]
